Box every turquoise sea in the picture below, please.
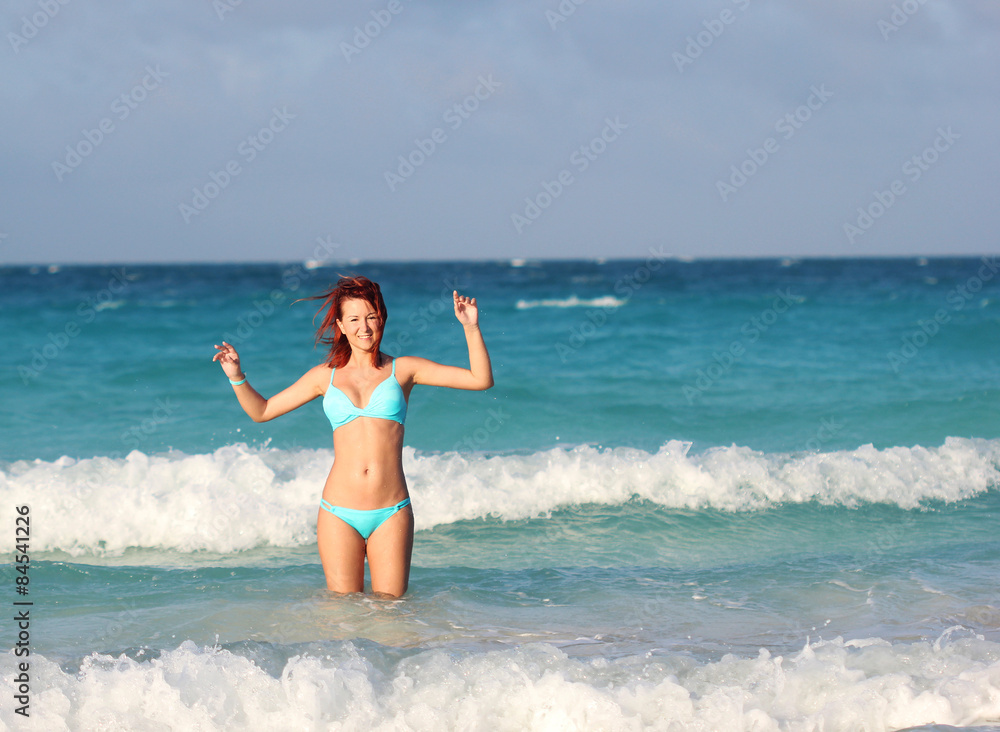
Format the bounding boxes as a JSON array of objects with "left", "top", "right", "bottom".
[{"left": 3, "top": 256, "right": 1000, "bottom": 731}]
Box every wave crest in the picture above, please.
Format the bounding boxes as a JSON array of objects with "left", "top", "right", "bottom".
[
  {"left": 515, "top": 295, "right": 625, "bottom": 309},
  {"left": 4, "top": 633, "right": 1000, "bottom": 731},
  {"left": 2, "top": 438, "right": 998, "bottom": 555}
]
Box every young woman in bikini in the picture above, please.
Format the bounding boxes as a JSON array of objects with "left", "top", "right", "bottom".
[{"left": 213, "top": 276, "right": 493, "bottom": 597}]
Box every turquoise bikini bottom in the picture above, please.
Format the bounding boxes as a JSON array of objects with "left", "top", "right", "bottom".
[{"left": 319, "top": 497, "right": 411, "bottom": 540}]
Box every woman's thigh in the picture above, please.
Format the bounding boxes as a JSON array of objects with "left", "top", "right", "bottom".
[
  {"left": 365, "top": 506, "right": 414, "bottom": 597},
  {"left": 316, "top": 509, "right": 367, "bottom": 593}
]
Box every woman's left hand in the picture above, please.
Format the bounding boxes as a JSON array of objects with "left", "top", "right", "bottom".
[
  {"left": 453, "top": 291, "right": 480, "bottom": 327},
  {"left": 212, "top": 341, "right": 245, "bottom": 380}
]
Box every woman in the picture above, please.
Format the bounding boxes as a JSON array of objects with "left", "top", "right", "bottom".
[{"left": 213, "top": 276, "right": 493, "bottom": 597}]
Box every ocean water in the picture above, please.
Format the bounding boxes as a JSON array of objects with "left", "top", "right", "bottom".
[{"left": 3, "top": 256, "right": 1000, "bottom": 731}]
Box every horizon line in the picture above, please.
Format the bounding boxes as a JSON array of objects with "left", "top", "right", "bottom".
[{"left": 3, "top": 252, "right": 998, "bottom": 269}]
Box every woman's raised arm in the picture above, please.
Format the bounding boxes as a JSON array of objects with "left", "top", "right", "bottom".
[
  {"left": 213, "top": 341, "right": 326, "bottom": 422},
  {"left": 403, "top": 292, "right": 494, "bottom": 391}
]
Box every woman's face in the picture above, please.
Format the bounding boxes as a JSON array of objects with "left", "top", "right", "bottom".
[{"left": 337, "top": 298, "right": 382, "bottom": 352}]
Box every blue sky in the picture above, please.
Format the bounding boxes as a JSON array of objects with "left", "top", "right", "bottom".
[{"left": 2, "top": 0, "right": 998, "bottom": 264}]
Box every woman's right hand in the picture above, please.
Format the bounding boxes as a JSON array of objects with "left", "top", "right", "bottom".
[
  {"left": 212, "top": 341, "right": 245, "bottom": 381},
  {"left": 453, "top": 291, "right": 480, "bottom": 327}
]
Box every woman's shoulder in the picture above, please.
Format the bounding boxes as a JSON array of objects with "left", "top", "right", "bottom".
[
  {"left": 389, "top": 355, "right": 431, "bottom": 369},
  {"left": 304, "top": 362, "right": 334, "bottom": 385},
  {"left": 388, "top": 355, "right": 423, "bottom": 380}
]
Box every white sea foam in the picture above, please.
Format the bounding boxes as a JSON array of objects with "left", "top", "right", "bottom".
[
  {"left": 3, "top": 438, "right": 998, "bottom": 556},
  {"left": 515, "top": 295, "right": 626, "bottom": 309},
  {"left": 3, "top": 633, "right": 999, "bottom": 731}
]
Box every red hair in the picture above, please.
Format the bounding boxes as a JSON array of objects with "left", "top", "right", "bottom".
[{"left": 304, "top": 276, "right": 387, "bottom": 368}]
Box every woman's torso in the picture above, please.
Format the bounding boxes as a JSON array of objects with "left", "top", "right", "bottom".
[{"left": 321, "top": 357, "right": 411, "bottom": 509}]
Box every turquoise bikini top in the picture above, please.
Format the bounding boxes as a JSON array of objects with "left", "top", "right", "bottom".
[{"left": 323, "top": 358, "right": 407, "bottom": 432}]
